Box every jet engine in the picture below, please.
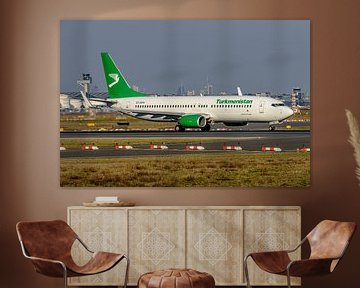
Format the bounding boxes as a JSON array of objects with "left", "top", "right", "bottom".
[{"left": 178, "top": 114, "right": 206, "bottom": 128}]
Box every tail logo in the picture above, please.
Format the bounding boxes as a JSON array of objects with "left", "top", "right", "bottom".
[{"left": 108, "top": 73, "right": 120, "bottom": 88}]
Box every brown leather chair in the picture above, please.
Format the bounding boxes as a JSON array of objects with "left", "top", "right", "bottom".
[
  {"left": 244, "top": 220, "right": 356, "bottom": 288},
  {"left": 16, "top": 220, "right": 129, "bottom": 288}
]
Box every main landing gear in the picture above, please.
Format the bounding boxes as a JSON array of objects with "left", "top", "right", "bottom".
[
  {"left": 201, "top": 123, "right": 211, "bottom": 132},
  {"left": 175, "top": 125, "right": 185, "bottom": 132},
  {"left": 269, "top": 125, "right": 276, "bottom": 131},
  {"left": 174, "top": 123, "right": 212, "bottom": 132}
]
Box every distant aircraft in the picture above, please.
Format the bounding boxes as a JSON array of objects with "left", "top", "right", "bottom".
[
  {"left": 60, "top": 93, "right": 83, "bottom": 111},
  {"left": 80, "top": 91, "right": 114, "bottom": 109},
  {"left": 96, "top": 52, "right": 293, "bottom": 131},
  {"left": 60, "top": 94, "right": 71, "bottom": 111}
]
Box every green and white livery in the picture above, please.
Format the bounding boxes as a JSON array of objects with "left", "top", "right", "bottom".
[{"left": 98, "top": 52, "right": 293, "bottom": 131}]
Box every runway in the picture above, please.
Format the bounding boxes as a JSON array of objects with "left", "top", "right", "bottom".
[
  {"left": 60, "top": 129, "right": 310, "bottom": 158},
  {"left": 61, "top": 129, "right": 309, "bottom": 139}
]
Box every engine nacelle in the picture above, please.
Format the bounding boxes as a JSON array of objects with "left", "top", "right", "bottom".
[
  {"left": 178, "top": 114, "right": 206, "bottom": 128},
  {"left": 223, "top": 121, "right": 248, "bottom": 126}
]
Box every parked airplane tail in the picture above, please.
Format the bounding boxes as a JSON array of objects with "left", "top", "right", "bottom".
[
  {"left": 101, "top": 52, "right": 148, "bottom": 98},
  {"left": 80, "top": 91, "right": 93, "bottom": 108}
]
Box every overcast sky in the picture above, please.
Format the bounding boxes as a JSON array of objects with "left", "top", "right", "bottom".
[{"left": 60, "top": 20, "right": 309, "bottom": 95}]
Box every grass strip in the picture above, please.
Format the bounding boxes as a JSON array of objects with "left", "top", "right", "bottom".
[{"left": 60, "top": 152, "right": 310, "bottom": 187}]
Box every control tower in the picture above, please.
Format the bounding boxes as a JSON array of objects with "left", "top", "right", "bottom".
[
  {"left": 77, "top": 73, "right": 92, "bottom": 96},
  {"left": 291, "top": 87, "right": 303, "bottom": 111}
]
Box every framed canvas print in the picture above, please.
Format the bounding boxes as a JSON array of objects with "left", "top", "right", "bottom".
[{"left": 60, "top": 20, "right": 310, "bottom": 187}]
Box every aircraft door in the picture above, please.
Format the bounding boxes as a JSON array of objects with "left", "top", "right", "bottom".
[{"left": 259, "top": 101, "right": 265, "bottom": 113}]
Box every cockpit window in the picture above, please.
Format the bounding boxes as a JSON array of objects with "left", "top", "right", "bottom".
[{"left": 271, "top": 103, "right": 285, "bottom": 107}]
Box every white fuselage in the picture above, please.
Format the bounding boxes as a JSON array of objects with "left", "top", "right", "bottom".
[{"left": 110, "top": 95, "right": 293, "bottom": 124}]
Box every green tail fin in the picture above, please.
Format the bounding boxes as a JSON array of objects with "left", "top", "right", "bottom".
[{"left": 101, "top": 52, "right": 148, "bottom": 98}]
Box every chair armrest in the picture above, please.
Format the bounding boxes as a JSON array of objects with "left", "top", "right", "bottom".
[
  {"left": 247, "top": 250, "right": 290, "bottom": 258},
  {"left": 246, "top": 251, "right": 292, "bottom": 274},
  {"left": 245, "top": 237, "right": 305, "bottom": 259},
  {"left": 19, "top": 240, "right": 67, "bottom": 277},
  {"left": 287, "top": 258, "right": 335, "bottom": 277},
  {"left": 25, "top": 255, "right": 67, "bottom": 278},
  {"left": 26, "top": 255, "right": 65, "bottom": 266}
]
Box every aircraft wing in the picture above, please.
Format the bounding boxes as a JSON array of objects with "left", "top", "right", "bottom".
[{"left": 123, "top": 109, "right": 212, "bottom": 122}]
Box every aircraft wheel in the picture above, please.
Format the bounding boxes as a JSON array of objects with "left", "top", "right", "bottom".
[
  {"left": 269, "top": 125, "right": 276, "bottom": 131},
  {"left": 175, "top": 125, "right": 185, "bottom": 132},
  {"left": 201, "top": 123, "right": 211, "bottom": 132}
]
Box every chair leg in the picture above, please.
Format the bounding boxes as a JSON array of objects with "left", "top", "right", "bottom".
[
  {"left": 286, "top": 269, "right": 292, "bottom": 288},
  {"left": 62, "top": 264, "right": 68, "bottom": 288},
  {"left": 244, "top": 255, "right": 252, "bottom": 288},
  {"left": 123, "top": 255, "right": 130, "bottom": 288}
]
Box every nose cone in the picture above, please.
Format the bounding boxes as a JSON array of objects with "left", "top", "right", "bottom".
[
  {"left": 286, "top": 106, "right": 294, "bottom": 118},
  {"left": 280, "top": 106, "right": 294, "bottom": 121}
]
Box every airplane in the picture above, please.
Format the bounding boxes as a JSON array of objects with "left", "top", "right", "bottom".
[
  {"left": 80, "top": 91, "right": 115, "bottom": 109},
  {"left": 97, "top": 52, "right": 294, "bottom": 131}
]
